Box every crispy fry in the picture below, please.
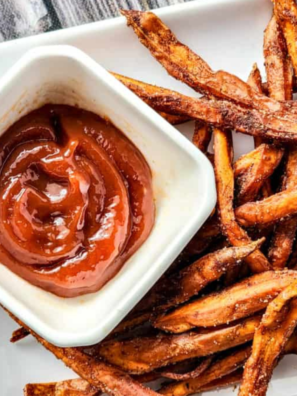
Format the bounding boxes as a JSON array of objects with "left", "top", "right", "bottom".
[
  {"left": 111, "top": 77, "right": 297, "bottom": 142},
  {"left": 234, "top": 144, "right": 283, "bottom": 205},
  {"left": 239, "top": 281, "right": 297, "bottom": 396},
  {"left": 159, "top": 346, "right": 251, "bottom": 396},
  {"left": 235, "top": 188, "right": 297, "bottom": 227},
  {"left": 213, "top": 127, "right": 270, "bottom": 272},
  {"left": 154, "top": 270, "right": 297, "bottom": 333},
  {"left": 24, "top": 380, "right": 100, "bottom": 396},
  {"left": 247, "top": 64, "right": 264, "bottom": 95},
  {"left": 5, "top": 310, "right": 159, "bottom": 396},
  {"left": 24, "top": 384, "right": 57, "bottom": 396},
  {"left": 10, "top": 327, "right": 29, "bottom": 343},
  {"left": 192, "top": 122, "right": 212, "bottom": 153},
  {"left": 110, "top": 72, "right": 192, "bottom": 123},
  {"left": 264, "top": 15, "right": 293, "bottom": 101},
  {"left": 158, "top": 112, "right": 191, "bottom": 125},
  {"left": 263, "top": 11, "right": 297, "bottom": 269},
  {"left": 98, "top": 315, "right": 261, "bottom": 373},
  {"left": 247, "top": 64, "right": 275, "bottom": 199},
  {"left": 155, "top": 238, "right": 264, "bottom": 309},
  {"left": 113, "top": 220, "right": 221, "bottom": 336},
  {"left": 160, "top": 357, "right": 212, "bottom": 380},
  {"left": 274, "top": 0, "right": 297, "bottom": 76},
  {"left": 268, "top": 148, "right": 297, "bottom": 268},
  {"left": 121, "top": 10, "right": 297, "bottom": 115},
  {"left": 113, "top": 239, "right": 263, "bottom": 337}
]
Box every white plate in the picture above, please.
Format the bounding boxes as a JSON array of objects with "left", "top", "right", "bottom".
[{"left": 1, "top": 0, "right": 297, "bottom": 395}]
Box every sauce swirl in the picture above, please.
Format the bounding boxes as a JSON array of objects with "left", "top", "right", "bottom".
[{"left": 0, "top": 105, "right": 154, "bottom": 297}]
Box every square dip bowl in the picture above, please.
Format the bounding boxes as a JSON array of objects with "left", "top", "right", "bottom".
[{"left": 0, "top": 45, "right": 216, "bottom": 347}]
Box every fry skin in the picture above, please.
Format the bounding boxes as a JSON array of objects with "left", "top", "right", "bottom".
[
  {"left": 214, "top": 127, "right": 270, "bottom": 273},
  {"left": 234, "top": 144, "right": 283, "bottom": 205},
  {"left": 154, "top": 270, "right": 297, "bottom": 333},
  {"left": 239, "top": 281, "right": 297, "bottom": 396},
  {"left": 159, "top": 346, "right": 251, "bottom": 396},
  {"left": 235, "top": 188, "right": 297, "bottom": 227},
  {"left": 98, "top": 315, "right": 261, "bottom": 374}
]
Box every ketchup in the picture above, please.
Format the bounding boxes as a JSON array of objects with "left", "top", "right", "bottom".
[{"left": 0, "top": 105, "right": 154, "bottom": 297}]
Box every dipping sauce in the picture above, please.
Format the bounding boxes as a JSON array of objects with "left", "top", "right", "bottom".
[{"left": 0, "top": 105, "right": 154, "bottom": 297}]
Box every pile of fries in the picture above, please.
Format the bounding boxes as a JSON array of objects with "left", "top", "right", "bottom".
[{"left": 4, "top": 1, "right": 297, "bottom": 395}]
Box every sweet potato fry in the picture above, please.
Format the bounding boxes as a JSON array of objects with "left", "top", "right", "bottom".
[
  {"left": 24, "top": 380, "right": 100, "bottom": 396},
  {"left": 24, "top": 384, "right": 57, "bottom": 396},
  {"left": 5, "top": 311, "right": 159, "bottom": 396},
  {"left": 239, "top": 281, "right": 297, "bottom": 396},
  {"left": 213, "top": 127, "right": 270, "bottom": 273},
  {"left": 192, "top": 122, "right": 212, "bottom": 153},
  {"left": 158, "top": 112, "right": 191, "bottom": 125},
  {"left": 263, "top": 11, "right": 297, "bottom": 269},
  {"left": 155, "top": 238, "right": 264, "bottom": 309},
  {"left": 110, "top": 72, "right": 191, "bottom": 124},
  {"left": 274, "top": 0, "right": 297, "bottom": 76},
  {"left": 98, "top": 315, "right": 261, "bottom": 373},
  {"left": 247, "top": 64, "right": 264, "bottom": 96},
  {"left": 267, "top": 148, "right": 297, "bottom": 269},
  {"left": 112, "top": 77, "right": 297, "bottom": 142},
  {"left": 121, "top": 10, "right": 297, "bottom": 115},
  {"left": 154, "top": 270, "right": 297, "bottom": 333},
  {"left": 234, "top": 144, "right": 283, "bottom": 205},
  {"left": 235, "top": 188, "right": 297, "bottom": 227},
  {"left": 160, "top": 357, "right": 212, "bottom": 380},
  {"left": 112, "top": 239, "right": 263, "bottom": 336},
  {"left": 10, "top": 327, "right": 29, "bottom": 343},
  {"left": 159, "top": 346, "right": 251, "bottom": 396},
  {"left": 264, "top": 15, "right": 293, "bottom": 101}
]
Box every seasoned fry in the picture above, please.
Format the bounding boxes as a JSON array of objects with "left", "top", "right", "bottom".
[
  {"left": 192, "top": 122, "right": 212, "bottom": 153},
  {"left": 121, "top": 10, "right": 297, "bottom": 116},
  {"left": 239, "top": 281, "right": 297, "bottom": 396},
  {"left": 214, "top": 127, "right": 270, "bottom": 273},
  {"left": 154, "top": 270, "right": 297, "bottom": 333},
  {"left": 263, "top": 11, "right": 297, "bottom": 269},
  {"left": 264, "top": 15, "right": 293, "bottom": 101},
  {"left": 235, "top": 188, "right": 297, "bottom": 227},
  {"left": 24, "top": 380, "right": 100, "bottom": 396},
  {"left": 156, "top": 238, "right": 264, "bottom": 309},
  {"left": 105, "top": 77, "right": 297, "bottom": 143},
  {"left": 10, "top": 327, "right": 29, "bottom": 343},
  {"left": 158, "top": 112, "right": 191, "bottom": 125},
  {"left": 110, "top": 72, "right": 192, "bottom": 123},
  {"left": 267, "top": 149, "right": 297, "bottom": 269},
  {"left": 234, "top": 144, "right": 283, "bottom": 205},
  {"left": 5, "top": 311, "right": 159, "bottom": 396},
  {"left": 159, "top": 346, "right": 251, "bottom": 396},
  {"left": 98, "top": 315, "right": 261, "bottom": 373},
  {"left": 24, "top": 384, "right": 57, "bottom": 396},
  {"left": 274, "top": 0, "right": 297, "bottom": 76},
  {"left": 247, "top": 64, "right": 264, "bottom": 96},
  {"left": 111, "top": 239, "right": 263, "bottom": 337},
  {"left": 160, "top": 357, "right": 212, "bottom": 380}
]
